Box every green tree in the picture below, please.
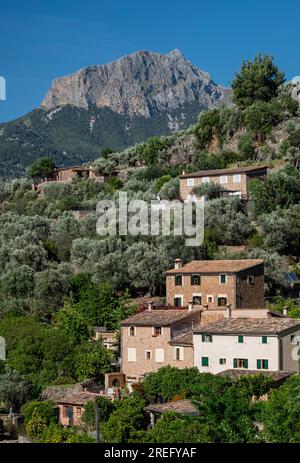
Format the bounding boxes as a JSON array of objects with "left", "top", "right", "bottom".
[
  {"left": 81, "top": 397, "right": 115, "bottom": 430},
  {"left": 192, "top": 182, "right": 226, "bottom": 200},
  {"left": 28, "top": 157, "right": 55, "bottom": 182},
  {"left": 74, "top": 340, "right": 113, "bottom": 381},
  {"left": 232, "top": 55, "right": 285, "bottom": 109},
  {"left": 0, "top": 366, "right": 30, "bottom": 412},
  {"left": 101, "top": 397, "right": 147, "bottom": 443},
  {"left": 23, "top": 401, "right": 58, "bottom": 438},
  {"left": 244, "top": 101, "right": 275, "bottom": 143},
  {"left": 137, "top": 413, "right": 210, "bottom": 443},
  {"left": 261, "top": 375, "right": 300, "bottom": 442}
]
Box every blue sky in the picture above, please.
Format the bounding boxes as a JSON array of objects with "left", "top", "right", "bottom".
[{"left": 0, "top": 0, "right": 299, "bottom": 122}]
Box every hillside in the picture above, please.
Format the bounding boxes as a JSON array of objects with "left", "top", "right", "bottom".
[{"left": 0, "top": 50, "right": 230, "bottom": 179}]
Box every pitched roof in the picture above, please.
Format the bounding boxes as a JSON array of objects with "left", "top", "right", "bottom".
[
  {"left": 193, "top": 317, "right": 300, "bottom": 336},
  {"left": 146, "top": 399, "right": 199, "bottom": 416},
  {"left": 180, "top": 165, "right": 268, "bottom": 179},
  {"left": 165, "top": 259, "right": 264, "bottom": 275},
  {"left": 169, "top": 331, "right": 194, "bottom": 346},
  {"left": 121, "top": 309, "right": 197, "bottom": 327},
  {"left": 56, "top": 392, "right": 101, "bottom": 406},
  {"left": 217, "top": 369, "right": 295, "bottom": 382}
]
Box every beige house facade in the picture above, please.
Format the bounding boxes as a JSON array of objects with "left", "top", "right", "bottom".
[
  {"left": 179, "top": 165, "right": 268, "bottom": 202},
  {"left": 120, "top": 307, "right": 201, "bottom": 385}
]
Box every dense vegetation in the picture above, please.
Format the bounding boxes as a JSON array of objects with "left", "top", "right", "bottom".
[
  {"left": 0, "top": 55, "right": 299, "bottom": 443},
  {"left": 17, "top": 367, "right": 300, "bottom": 443}
]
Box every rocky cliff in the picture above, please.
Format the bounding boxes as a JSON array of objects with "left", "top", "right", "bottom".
[{"left": 41, "top": 50, "right": 228, "bottom": 117}]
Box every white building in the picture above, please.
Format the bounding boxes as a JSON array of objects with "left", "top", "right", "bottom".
[{"left": 193, "top": 317, "right": 300, "bottom": 374}]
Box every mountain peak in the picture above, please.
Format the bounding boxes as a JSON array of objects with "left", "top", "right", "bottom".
[{"left": 41, "top": 50, "right": 227, "bottom": 118}]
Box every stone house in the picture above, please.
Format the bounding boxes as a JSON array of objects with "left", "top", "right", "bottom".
[
  {"left": 57, "top": 392, "right": 101, "bottom": 427},
  {"left": 165, "top": 259, "right": 265, "bottom": 310},
  {"left": 120, "top": 305, "right": 201, "bottom": 386},
  {"left": 193, "top": 317, "right": 300, "bottom": 375},
  {"left": 93, "top": 327, "right": 118, "bottom": 351},
  {"left": 179, "top": 165, "right": 268, "bottom": 202}
]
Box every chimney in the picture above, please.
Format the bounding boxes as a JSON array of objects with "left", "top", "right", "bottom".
[
  {"left": 226, "top": 304, "right": 232, "bottom": 319},
  {"left": 148, "top": 301, "right": 153, "bottom": 311},
  {"left": 182, "top": 170, "right": 186, "bottom": 176},
  {"left": 188, "top": 300, "right": 194, "bottom": 312},
  {"left": 174, "top": 258, "right": 183, "bottom": 269},
  {"left": 283, "top": 306, "right": 289, "bottom": 316}
]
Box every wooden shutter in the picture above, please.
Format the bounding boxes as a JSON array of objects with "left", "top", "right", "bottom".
[
  {"left": 257, "top": 359, "right": 261, "bottom": 369},
  {"left": 233, "top": 358, "right": 238, "bottom": 368}
]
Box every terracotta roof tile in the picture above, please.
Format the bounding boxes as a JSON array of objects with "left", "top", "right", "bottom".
[
  {"left": 170, "top": 331, "right": 194, "bottom": 346},
  {"left": 146, "top": 399, "right": 199, "bottom": 415},
  {"left": 121, "top": 309, "right": 198, "bottom": 327},
  {"left": 193, "top": 317, "right": 300, "bottom": 335},
  {"left": 180, "top": 165, "right": 268, "bottom": 179},
  {"left": 165, "top": 259, "right": 264, "bottom": 274},
  {"left": 217, "top": 369, "right": 295, "bottom": 382}
]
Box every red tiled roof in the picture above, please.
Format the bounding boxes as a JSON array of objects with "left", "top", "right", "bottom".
[
  {"left": 193, "top": 317, "right": 300, "bottom": 335},
  {"left": 121, "top": 309, "right": 198, "bottom": 327},
  {"left": 180, "top": 165, "right": 268, "bottom": 179},
  {"left": 146, "top": 399, "right": 199, "bottom": 415},
  {"left": 169, "top": 331, "right": 194, "bottom": 346},
  {"left": 165, "top": 259, "right": 264, "bottom": 275}
]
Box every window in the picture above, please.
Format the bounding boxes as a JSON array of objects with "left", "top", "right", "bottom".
[
  {"left": 175, "top": 275, "right": 183, "bottom": 286},
  {"left": 155, "top": 348, "right": 164, "bottom": 363},
  {"left": 233, "top": 174, "right": 241, "bottom": 183},
  {"left": 257, "top": 359, "right": 269, "bottom": 370},
  {"left": 220, "top": 274, "right": 227, "bottom": 284},
  {"left": 128, "top": 348, "right": 136, "bottom": 362},
  {"left": 220, "top": 175, "right": 228, "bottom": 184},
  {"left": 238, "top": 335, "right": 244, "bottom": 344},
  {"left": 262, "top": 336, "right": 268, "bottom": 344},
  {"left": 202, "top": 177, "right": 210, "bottom": 183},
  {"left": 233, "top": 358, "right": 248, "bottom": 369},
  {"left": 192, "top": 295, "right": 202, "bottom": 305},
  {"left": 174, "top": 297, "right": 183, "bottom": 307},
  {"left": 191, "top": 274, "right": 201, "bottom": 286},
  {"left": 202, "top": 334, "right": 213, "bottom": 343},
  {"left": 218, "top": 297, "right": 227, "bottom": 307},
  {"left": 247, "top": 275, "right": 255, "bottom": 285},
  {"left": 291, "top": 335, "right": 300, "bottom": 345},
  {"left": 207, "top": 295, "right": 214, "bottom": 303},
  {"left": 129, "top": 326, "right": 136, "bottom": 337},
  {"left": 175, "top": 347, "right": 184, "bottom": 361},
  {"left": 76, "top": 407, "right": 82, "bottom": 417},
  {"left": 187, "top": 178, "right": 195, "bottom": 187},
  {"left": 153, "top": 327, "right": 162, "bottom": 336},
  {"left": 201, "top": 357, "right": 209, "bottom": 367},
  {"left": 145, "top": 350, "right": 152, "bottom": 360},
  {"left": 219, "top": 358, "right": 226, "bottom": 365}
]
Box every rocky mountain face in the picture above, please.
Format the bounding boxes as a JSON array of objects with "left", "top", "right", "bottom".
[
  {"left": 0, "top": 50, "right": 230, "bottom": 179},
  {"left": 41, "top": 50, "right": 227, "bottom": 118}
]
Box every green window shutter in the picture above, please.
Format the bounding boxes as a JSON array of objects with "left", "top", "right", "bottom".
[
  {"left": 197, "top": 275, "right": 201, "bottom": 285},
  {"left": 220, "top": 274, "right": 226, "bottom": 284},
  {"left": 263, "top": 360, "right": 269, "bottom": 370},
  {"left": 244, "top": 359, "right": 248, "bottom": 369},
  {"left": 257, "top": 359, "right": 261, "bottom": 370},
  {"left": 238, "top": 336, "right": 244, "bottom": 343},
  {"left": 233, "top": 359, "right": 238, "bottom": 368},
  {"left": 262, "top": 336, "right": 267, "bottom": 344},
  {"left": 202, "top": 335, "right": 205, "bottom": 342},
  {"left": 202, "top": 357, "right": 209, "bottom": 367}
]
